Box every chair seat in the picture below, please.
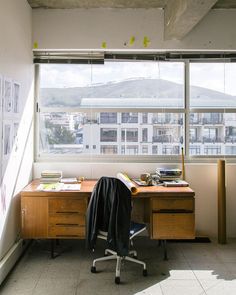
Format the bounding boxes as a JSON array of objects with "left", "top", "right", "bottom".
[{"left": 98, "top": 222, "right": 146, "bottom": 240}]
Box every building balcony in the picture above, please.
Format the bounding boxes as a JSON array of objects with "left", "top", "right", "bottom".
[
  {"left": 225, "top": 136, "right": 236, "bottom": 143},
  {"left": 121, "top": 137, "right": 138, "bottom": 142},
  {"left": 100, "top": 138, "right": 117, "bottom": 142},
  {"left": 189, "top": 139, "right": 202, "bottom": 143},
  {"left": 202, "top": 137, "right": 223, "bottom": 143},
  {"left": 100, "top": 119, "right": 117, "bottom": 124},
  {"left": 152, "top": 119, "right": 182, "bottom": 125},
  {"left": 202, "top": 118, "right": 223, "bottom": 125},
  {"left": 190, "top": 119, "right": 202, "bottom": 125},
  {"left": 83, "top": 119, "right": 99, "bottom": 124},
  {"left": 152, "top": 136, "right": 172, "bottom": 143}
]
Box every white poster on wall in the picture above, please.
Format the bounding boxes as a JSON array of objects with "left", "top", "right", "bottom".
[
  {"left": 13, "top": 121, "right": 19, "bottom": 151},
  {"left": 1, "top": 78, "right": 20, "bottom": 183},
  {"left": 0, "top": 75, "right": 2, "bottom": 184},
  {"left": 0, "top": 75, "right": 2, "bottom": 113},
  {"left": 12, "top": 82, "right": 20, "bottom": 113},
  {"left": 2, "top": 121, "right": 12, "bottom": 181},
  {"left": 3, "top": 78, "right": 12, "bottom": 114},
  {"left": 3, "top": 122, "right": 12, "bottom": 157}
]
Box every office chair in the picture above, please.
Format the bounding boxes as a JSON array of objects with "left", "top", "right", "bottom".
[{"left": 86, "top": 177, "right": 147, "bottom": 284}]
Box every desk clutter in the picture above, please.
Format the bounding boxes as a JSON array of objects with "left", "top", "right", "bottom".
[
  {"left": 38, "top": 170, "right": 82, "bottom": 191},
  {"left": 156, "top": 168, "right": 182, "bottom": 181},
  {"left": 156, "top": 169, "right": 189, "bottom": 187},
  {"left": 132, "top": 169, "right": 189, "bottom": 187}
]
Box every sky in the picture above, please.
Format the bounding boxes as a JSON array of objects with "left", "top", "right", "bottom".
[
  {"left": 40, "top": 61, "right": 184, "bottom": 87},
  {"left": 40, "top": 61, "right": 236, "bottom": 96}
]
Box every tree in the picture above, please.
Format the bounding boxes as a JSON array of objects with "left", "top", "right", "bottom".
[{"left": 46, "top": 122, "right": 76, "bottom": 144}]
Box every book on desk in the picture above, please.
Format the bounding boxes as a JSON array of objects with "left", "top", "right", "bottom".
[{"left": 163, "top": 180, "right": 189, "bottom": 187}]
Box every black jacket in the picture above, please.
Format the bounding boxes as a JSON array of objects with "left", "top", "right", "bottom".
[{"left": 86, "top": 177, "right": 131, "bottom": 256}]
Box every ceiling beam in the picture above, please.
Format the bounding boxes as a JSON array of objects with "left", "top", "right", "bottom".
[{"left": 164, "top": 0, "right": 218, "bottom": 40}]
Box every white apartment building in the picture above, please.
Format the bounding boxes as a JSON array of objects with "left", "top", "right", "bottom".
[{"left": 82, "top": 112, "right": 183, "bottom": 155}]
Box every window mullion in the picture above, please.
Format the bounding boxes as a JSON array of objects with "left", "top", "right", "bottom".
[
  {"left": 34, "top": 64, "right": 40, "bottom": 161},
  {"left": 185, "top": 61, "right": 190, "bottom": 158}
]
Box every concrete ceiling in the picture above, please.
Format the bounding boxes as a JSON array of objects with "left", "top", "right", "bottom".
[
  {"left": 27, "top": 0, "right": 168, "bottom": 9},
  {"left": 27, "top": 0, "right": 236, "bottom": 9},
  {"left": 27, "top": 0, "right": 236, "bottom": 41},
  {"left": 213, "top": 0, "right": 236, "bottom": 8}
]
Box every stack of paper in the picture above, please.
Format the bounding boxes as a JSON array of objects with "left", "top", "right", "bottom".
[
  {"left": 156, "top": 169, "right": 182, "bottom": 181},
  {"left": 60, "top": 177, "right": 78, "bottom": 184},
  {"left": 40, "top": 170, "right": 62, "bottom": 183},
  {"left": 37, "top": 183, "right": 81, "bottom": 191},
  {"left": 37, "top": 183, "right": 64, "bottom": 191},
  {"left": 163, "top": 180, "right": 189, "bottom": 187}
]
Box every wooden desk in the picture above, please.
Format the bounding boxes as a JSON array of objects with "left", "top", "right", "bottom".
[{"left": 21, "top": 179, "right": 195, "bottom": 241}]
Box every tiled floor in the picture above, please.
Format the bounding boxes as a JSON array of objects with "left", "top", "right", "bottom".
[{"left": 1, "top": 238, "right": 236, "bottom": 295}]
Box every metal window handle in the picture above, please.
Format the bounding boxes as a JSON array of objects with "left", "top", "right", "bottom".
[{"left": 21, "top": 209, "right": 26, "bottom": 229}]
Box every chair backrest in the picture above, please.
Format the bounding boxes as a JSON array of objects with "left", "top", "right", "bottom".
[{"left": 86, "top": 176, "right": 132, "bottom": 256}]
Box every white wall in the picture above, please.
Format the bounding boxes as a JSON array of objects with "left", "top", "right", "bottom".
[
  {"left": 33, "top": 8, "right": 236, "bottom": 50},
  {"left": 0, "top": 0, "right": 33, "bottom": 284},
  {"left": 33, "top": 162, "right": 236, "bottom": 238}
]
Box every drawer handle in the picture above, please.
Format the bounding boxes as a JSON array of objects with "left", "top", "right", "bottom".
[
  {"left": 55, "top": 235, "right": 79, "bottom": 237},
  {"left": 155, "top": 209, "right": 193, "bottom": 213},
  {"left": 56, "top": 211, "right": 79, "bottom": 214},
  {"left": 55, "top": 223, "right": 79, "bottom": 226}
]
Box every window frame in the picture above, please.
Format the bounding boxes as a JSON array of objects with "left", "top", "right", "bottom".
[{"left": 34, "top": 57, "right": 236, "bottom": 163}]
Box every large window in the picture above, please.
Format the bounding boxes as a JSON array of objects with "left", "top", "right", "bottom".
[
  {"left": 190, "top": 62, "right": 236, "bottom": 156},
  {"left": 37, "top": 58, "right": 236, "bottom": 159},
  {"left": 38, "top": 60, "right": 184, "bottom": 157}
]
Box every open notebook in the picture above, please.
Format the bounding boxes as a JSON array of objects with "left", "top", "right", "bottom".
[{"left": 37, "top": 183, "right": 81, "bottom": 191}]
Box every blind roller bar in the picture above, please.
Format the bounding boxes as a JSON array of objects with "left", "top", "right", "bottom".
[
  {"left": 33, "top": 51, "right": 104, "bottom": 64},
  {"left": 33, "top": 51, "right": 236, "bottom": 63},
  {"left": 105, "top": 52, "right": 236, "bottom": 62}
]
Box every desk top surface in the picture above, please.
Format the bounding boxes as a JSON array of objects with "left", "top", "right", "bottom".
[{"left": 21, "top": 179, "right": 195, "bottom": 198}]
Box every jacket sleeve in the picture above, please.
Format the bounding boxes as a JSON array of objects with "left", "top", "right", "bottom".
[
  {"left": 107, "top": 183, "right": 131, "bottom": 256},
  {"left": 86, "top": 187, "right": 98, "bottom": 250}
]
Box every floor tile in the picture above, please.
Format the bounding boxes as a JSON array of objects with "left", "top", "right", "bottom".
[
  {"left": 76, "top": 278, "right": 120, "bottom": 295},
  {"left": 160, "top": 279, "right": 204, "bottom": 295},
  {"left": 33, "top": 277, "right": 78, "bottom": 295},
  {"left": 190, "top": 262, "right": 234, "bottom": 281},
  {"left": 201, "top": 279, "right": 236, "bottom": 295},
  {"left": 1, "top": 238, "right": 236, "bottom": 295}
]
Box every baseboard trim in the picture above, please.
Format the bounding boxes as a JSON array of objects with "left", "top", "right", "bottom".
[{"left": 0, "top": 239, "right": 27, "bottom": 285}]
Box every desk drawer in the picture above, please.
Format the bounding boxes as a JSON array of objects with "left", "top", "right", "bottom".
[
  {"left": 152, "top": 198, "right": 194, "bottom": 212},
  {"left": 48, "top": 225, "right": 85, "bottom": 238},
  {"left": 49, "top": 213, "right": 85, "bottom": 226},
  {"left": 49, "top": 199, "right": 86, "bottom": 214},
  {"left": 152, "top": 213, "right": 195, "bottom": 239}
]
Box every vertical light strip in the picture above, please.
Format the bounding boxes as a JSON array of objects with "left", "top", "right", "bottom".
[
  {"left": 223, "top": 61, "right": 226, "bottom": 159},
  {"left": 34, "top": 64, "right": 40, "bottom": 162},
  {"left": 185, "top": 61, "right": 190, "bottom": 158}
]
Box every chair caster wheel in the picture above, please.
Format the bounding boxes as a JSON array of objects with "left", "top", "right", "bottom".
[
  {"left": 91, "top": 266, "right": 96, "bottom": 273},
  {"left": 115, "top": 276, "right": 120, "bottom": 284},
  {"left": 143, "top": 269, "right": 148, "bottom": 276}
]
